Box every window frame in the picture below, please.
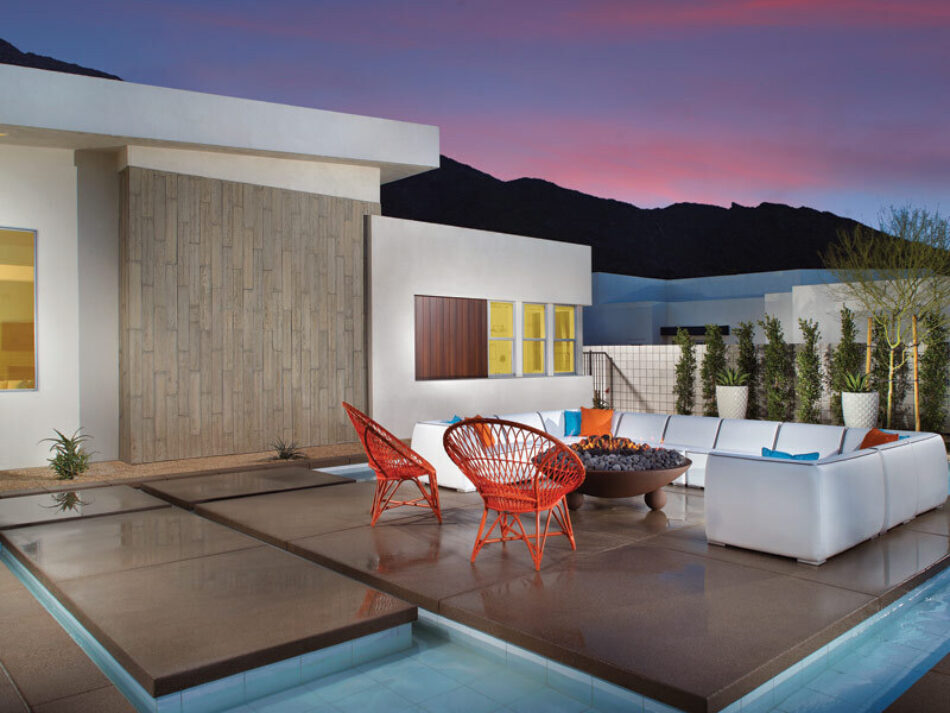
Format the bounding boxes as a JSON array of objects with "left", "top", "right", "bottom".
[
  {"left": 0, "top": 226, "right": 38, "bottom": 393},
  {"left": 487, "top": 300, "right": 515, "bottom": 378},
  {"left": 522, "top": 302, "right": 547, "bottom": 377},
  {"left": 553, "top": 304, "right": 577, "bottom": 376}
]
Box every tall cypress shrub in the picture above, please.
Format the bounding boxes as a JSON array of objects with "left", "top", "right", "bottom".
[
  {"left": 735, "top": 321, "right": 759, "bottom": 419},
  {"left": 828, "top": 307, "right": 864, "bottom": 424},
  {"left": 674, "top": 327, "right": 696, "bottom": 415},
  {"left": 700, "top": 324, "right": 726, "bottom": 417},
  {"left": 795, "top": 319, "right": 822, "bottom": 423},
  {"left": 759, "top": 315, "right": 795, "bottom": 422},
  {"left": 919, "top": 312, "right": 950, "bottom": 433}
]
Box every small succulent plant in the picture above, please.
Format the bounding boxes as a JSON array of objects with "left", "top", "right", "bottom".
[
  {"left": 44, "top": 491, "right": 88, "bottom": 513},
  {"left": 843, "top": 371, "right": 872, "bottom": 393},
  {"left": 41, "top": 428, "right": 92, "bottom": 480},
  {"left": 271, "top": 437, "right": 305, "bottom": 460},
  {"left": 716, "top": 368, "right": 750, "bottom": 387}
]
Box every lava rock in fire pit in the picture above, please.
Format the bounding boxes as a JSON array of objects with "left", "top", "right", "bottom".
[{"left": 570, "top": 436, "right": 687, "bottom": 472}]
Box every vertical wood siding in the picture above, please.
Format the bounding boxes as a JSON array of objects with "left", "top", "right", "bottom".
[
  {"left": 414, "top": 295, "right": 487, "bottom": 380},
  {"left": 119, "top": 167, "right": 378, "bottom": 463}
]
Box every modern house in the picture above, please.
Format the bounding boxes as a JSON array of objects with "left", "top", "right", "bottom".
[{"left": 0, "top": 64, "right": 591, "bottom": 469}]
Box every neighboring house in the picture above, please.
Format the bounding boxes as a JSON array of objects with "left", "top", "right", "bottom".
[
  {"left": 583, "top": 269, "right": 946, "bottom": 345},
  {"left": 0, "top": 65, "right": 592, "bottom": 469}
]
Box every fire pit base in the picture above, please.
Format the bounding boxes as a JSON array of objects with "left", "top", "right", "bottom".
[{"left": 567, "top": 460, "right": 690, "bottom": 511}]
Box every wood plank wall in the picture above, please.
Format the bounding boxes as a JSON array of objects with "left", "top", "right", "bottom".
[
  {"left": 414, "top": 295, "right": 488, "bottom": 380},
  {"left": 119, "top": 167, "right": 379, "bottom": 463}
]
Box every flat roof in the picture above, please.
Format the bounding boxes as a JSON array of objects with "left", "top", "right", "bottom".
[{"left": 0, "top": 64, "right": 439, "bottom": 183}]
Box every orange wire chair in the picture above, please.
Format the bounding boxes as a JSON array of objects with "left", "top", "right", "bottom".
[
  {"left": 342, "top": 402, "right": 442, "bottom": 526},
  {"left": 443, "top": 418, "right": 585, "bottom": 570}
]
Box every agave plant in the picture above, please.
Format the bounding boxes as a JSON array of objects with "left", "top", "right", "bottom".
[
  {"left": 843, "top": 371, "right": 872, "bottom": 393},
  {"left": 41, "top": 428, "right": 92, "bottom": 480},
  {"left": 716, "top": 367, "right": 750, "bottom": 387},
  {"left": 271, "top": 437, "right": 305, "bottom": 460}
]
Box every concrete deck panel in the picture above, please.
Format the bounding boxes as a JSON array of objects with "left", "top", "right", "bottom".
[
  {"left": 0, "top": 485, "right": 167, "bottom": 530},
  {"left": 139, "top": 466, "right": 352, "bottom": 508},
  {"left": 1, "top": 507, "right": 415, "bottom": 697}
]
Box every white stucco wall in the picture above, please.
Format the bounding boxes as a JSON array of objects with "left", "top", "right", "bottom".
[
  {"left": 120, "top": 146, "right": 381, "bottom": 203},
  {"left": 0, "top": 145, "right": 80, "bottom": 469},
  {"left": 75, "top": 150, "right": 120, "bottom": 461},
  {"left": 368, "top": 216, "right": 594, "bottom": 437}
]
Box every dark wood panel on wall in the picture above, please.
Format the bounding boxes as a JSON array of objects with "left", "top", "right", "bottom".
[
  {"left": 119, "top": 167, "right": 379, "bottom": 463},
  {"left": 415, "top": 295, "right": 487, "bottom": 380}
]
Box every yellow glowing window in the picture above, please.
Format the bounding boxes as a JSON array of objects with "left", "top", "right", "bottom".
[
  {"left": 524, "top": 303, "right": 545, "bottom": 339},
  {"left": 488, "top": 301, "right": 514, "bottom": 375},
  {"left": 523, "top": 340, "right": 544, "bottom": 375},
  {"left": 523, "top": 303, "right": 546, "bottom": 374},
  {"left": 554, "top": 305, "right": 576, "bottom": 374},
  {"left": 0, "top": 228, "right": 36, "bottom": 390}
]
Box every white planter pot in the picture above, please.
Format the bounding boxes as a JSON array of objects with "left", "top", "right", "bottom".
[
  {"left": 842, "top": 391, "right": 879, "bottom": 429},
  {"left": 716, "top": 385, "right": 749, "bottom": 420}
]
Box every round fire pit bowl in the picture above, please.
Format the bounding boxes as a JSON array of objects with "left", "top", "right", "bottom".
[{"left": 566, "top": 458, "right": 691, "bottom": 511}]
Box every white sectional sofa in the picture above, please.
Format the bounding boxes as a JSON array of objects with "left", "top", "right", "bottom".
[{"left": 410, "top": 409, "right": 948, "bottom": 564}]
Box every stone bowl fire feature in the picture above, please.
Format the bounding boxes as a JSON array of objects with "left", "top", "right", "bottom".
[{"left": 566, "top": 435, "right": 691, "bottom": 511}]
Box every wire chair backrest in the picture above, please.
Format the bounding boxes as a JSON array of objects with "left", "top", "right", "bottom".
[
  {"left": 443, "top": 418, "right": 585, "bottom": 505},
  {"left": 341, "top": 402, "right": 435, "bottom": 480}
]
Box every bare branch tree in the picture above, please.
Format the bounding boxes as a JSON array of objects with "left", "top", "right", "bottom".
[{"left": 822, "top": 206, "right": 950, "bottom": 427}]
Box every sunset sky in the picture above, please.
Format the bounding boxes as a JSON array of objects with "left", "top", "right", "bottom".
[{"left": 5, "top": 0, "right": 948, "bottom": 224}]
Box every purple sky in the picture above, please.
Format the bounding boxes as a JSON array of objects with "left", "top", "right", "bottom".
[{"left": 6, "top": 0, "right": 949, "bottom": 224}]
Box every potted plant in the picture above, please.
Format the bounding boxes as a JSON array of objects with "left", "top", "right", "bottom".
[
  {"left": 841, "top": 372, "right": 879, "bottom": 428},
  {"left": 715, "top": 368, "right": 750, "bottom": 419}
]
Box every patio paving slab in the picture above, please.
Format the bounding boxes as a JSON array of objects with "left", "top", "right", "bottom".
[
  {"left": 439, "top": 543, "right": 879, "bottom": 713},
  {"left": 644, "top": 519, "right": 950, "bottom": 601},
  {"left": 0, "top": 507, "right": 259, "bottom": 582},
  {"left": 4, "top": 542, "right": 415, "bottom": 697},
  {"left": 196, "top": 481, "right": 479, "bottom": 545},
  {"left": 138, "top": 466, "right": 352, "bottom": 508},
  {"left": 0, "top": 485, "right": 168, "bottom": 530}
]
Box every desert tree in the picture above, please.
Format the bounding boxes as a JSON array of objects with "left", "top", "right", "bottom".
[{"left": 822, "top": 206, "right": 950, "bottom": 428}]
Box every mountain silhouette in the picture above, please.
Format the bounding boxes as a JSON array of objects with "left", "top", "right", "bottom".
[
  {"left": 0, "top": 38, "right": 121, "bottom": 80},
  {"left": 382, "top": 156, "right": 869, "bottom": 279}
]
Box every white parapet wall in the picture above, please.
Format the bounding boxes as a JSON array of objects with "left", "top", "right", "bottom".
[{"left": 368, "top": 216, "right": 594, "bottom": 437}]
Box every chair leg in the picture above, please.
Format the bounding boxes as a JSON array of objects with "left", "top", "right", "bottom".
[{"left": 411, "top": 476, "right": 442, "bottom": 522}]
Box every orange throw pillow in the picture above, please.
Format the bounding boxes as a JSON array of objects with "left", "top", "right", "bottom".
[
  {"left": 859, "top": 428, "right": 899, "bottom": 449},
  {"left": 580, "top": 407, "right": 613, "bottom": 437},
  {"left": 472, "top": 416, "right": 496, "bottom": 448}
]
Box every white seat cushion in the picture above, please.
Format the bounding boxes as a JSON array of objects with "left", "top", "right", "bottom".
[
  {"left": 663, "top": 415, "right": 721, "bottom": 449},
  {"left": 842, "top": 427, "right": 870, "bottom": 453},
  {"left": 774, "top": 423, "right": 845, "bottom": 459},
  {"left": 714, "top": 419, "right": 781, "bottom": 454},
  {"left": 496, "top": 411, "right": 545, "bottom": 431},
  {"left": 614, "top": 412, "right": 670, "bottom": 443},
  {"left": 539, "top": 409, "right": 567, "bottom": 438}
]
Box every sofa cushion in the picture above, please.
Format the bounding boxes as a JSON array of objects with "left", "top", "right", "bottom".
[
  {"left": 859, "top": 428, "right": 900, "bottom": 449},
  {"left": 664, "top": 415, "right": 721, "bottom": 449},
  {"left": 762, "top": 447, "right": 820, "bottom": 461},
  {"left": 614, "top": 412, "right": 669, "bottom": 443},
  {"left": 538, "top": 409, "right": 567, "bottom": 437},
  {"left": 714, "top": 419, "right": 781, "bottom": 454},
  {"left": 496, "top": 411, "right": 545, "bottom": 431},
  {"left": 842, "top": 427, "right": 870, "bottom": 453},
  {"left": 581, "top": 407, "right": 613, "bottom": 436},
  {"left": 774, "top": 423, "right": 845, "bottom": 459}
]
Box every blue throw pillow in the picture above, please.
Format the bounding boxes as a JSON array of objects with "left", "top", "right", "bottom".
[
  {"left": 883, "top": 430, "right": 910, "bottom": 440},
  {"left": 446, "top": 415, "right": 462, "bottom": 424},
  {"left": 564, "top": 410, "right": 582, "bottom": 436},
  {"left": 761, "top": 447, "right": 820, "bottom": 461}
]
